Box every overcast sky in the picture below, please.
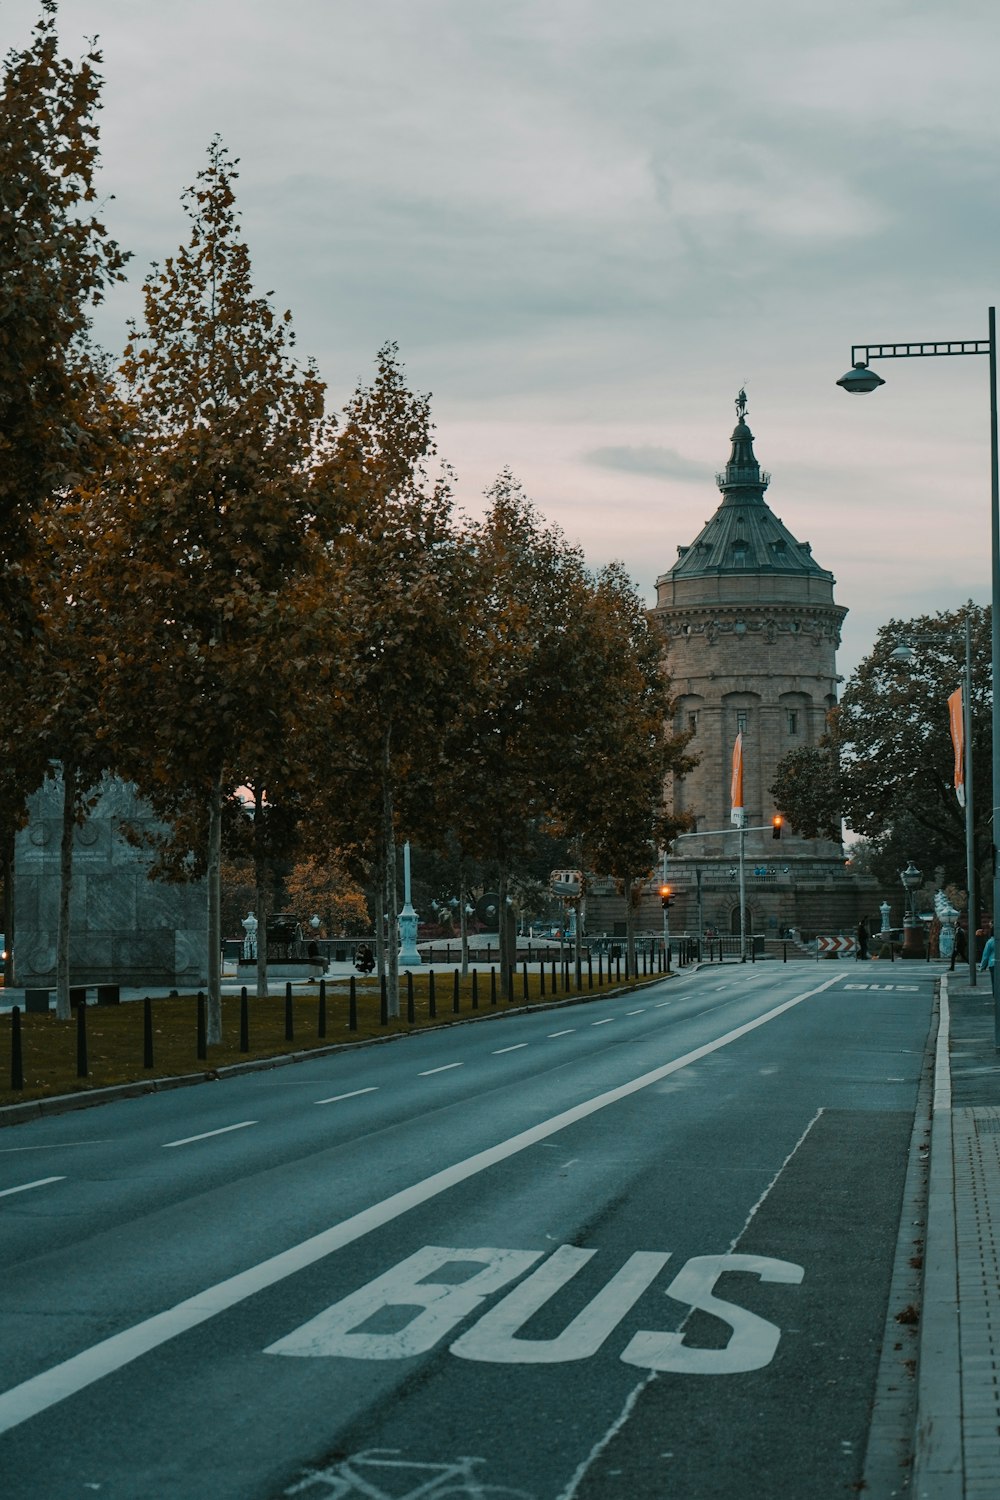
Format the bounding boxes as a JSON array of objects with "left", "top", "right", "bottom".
[{"left": 5, "top": 0, "right": 1000, "bottom": 679}]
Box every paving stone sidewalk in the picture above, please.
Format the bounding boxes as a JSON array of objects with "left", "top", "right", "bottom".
[{"left": 913, "top": 973, "right": 1000, "bottom": 1499}]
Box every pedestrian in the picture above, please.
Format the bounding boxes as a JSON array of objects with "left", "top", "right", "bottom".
[
  {"left": 951, "top": 923, "right": 968, "bottom": 970},
  {"left": 979, "top": 928, "right": 994, "bottom": 978},
  {"left": 856, "top": 916, "right": 869, "bottom": 961}
]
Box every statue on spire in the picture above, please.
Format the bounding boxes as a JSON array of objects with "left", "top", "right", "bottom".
[{"left": 735, "top": 387, "right": 748, "bottom": 423}]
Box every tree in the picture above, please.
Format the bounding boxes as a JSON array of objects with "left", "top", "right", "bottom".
[
  {"left": 284, "top": 854, "right": 369, "bottom": 936},
  {"left": 0, "top": 2, "right": 128, "bottom": 624},
  {"left": 568, "top": 564, "right": 697, "bottom": 973},
  {"left": 0, "top": 3, "right": 128, "bottom": 988},
  {"left": 308, "top": 346, "right": 469, "bottom": 1013},
  {"left": 771, "top": 604, "right": 991, "bottom": 904},
  {"left": 109, "top": 139, "right": 331, "bottom": 1040},
  {"left": 445, "top": 472, "right": 598, "bottom": 988}
]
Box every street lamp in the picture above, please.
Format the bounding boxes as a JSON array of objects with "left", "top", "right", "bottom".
[
  {"left": 838, "top": 312, "right": 1000, "bottom": 1043},
  {"left": 890, "top": 615, "right": 978, "bottom": 987},
  {"left": 900, "top": 860, "right": 924, "bottom": 956}
]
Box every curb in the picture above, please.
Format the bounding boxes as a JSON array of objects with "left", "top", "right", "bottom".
[
  {"left": 0, "top": 969, "right": 677, "bottom": 1129},
  {"left": 912, "top": 972, "right": 963, "bottom": 1499}
]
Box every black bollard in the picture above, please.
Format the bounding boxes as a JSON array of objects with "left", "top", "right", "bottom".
[
  {"left": 783, "top": 943, "right": 788, "bottom": 963},
  {"left": 575, "top": 958, "right": 582, "bottom": 992},
  {"left": 453, "top": 969, "right": 461, "bottom": 1014},
  {"left": 472, "top": 970, "right": 479, "bottom": 1009},
  {"left": 318, "top": 978, "right": 327, "bottom": 1038},
  {"left": 10, "top": 1005, "right": 23, "bottom": 1091},
  {"left": 539, "top": 961, "right": 546, "bottom": 997},
  {"left": 551, "top": 957, "right": 558, "bottom": 993},
  {"left": 507, "top": 968, "right": 515, "bottom": 1004},
  {"left": 239, "top": 987, "right": 249, "bottom": 1053},
  {"left": 285, "top": 982, "right": 294, "bottom": 1041},
  {"left": 616, "top": 954, "right": 621, "bottom": 982},
  {"left": 144, "top": 996, "right": 155, "bottom": 1069},
  {"left": 349, "top": 975, "right": 358, "bottom": 1030},
  {"left": 490, "top": 967, "right": 497, "bottom": 1006},
  {"left": 75, "top": 994, "right": 88, "bottom": 1078},
  {"left": 380, "top": 975, "right": 388, "bottom": 1025},
  {"left": 407, "top": 971, "right": 415, "bottom": 1023},
  {"left": 598, "top": 952, "right": 604, "bottom": 986},
  {"left": 197, "top": 990, "right": 207, "bottom": 1060},
  {"left": 522, "top": 962, "right": 529, "bottom": 1001},
  {"left": 428, "top": 971, "right": 437, "bottom": 1019}
]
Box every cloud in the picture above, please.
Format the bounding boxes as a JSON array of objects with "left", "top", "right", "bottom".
[{"left": 584, "top": 445, "right": 710, "bottom": 483}]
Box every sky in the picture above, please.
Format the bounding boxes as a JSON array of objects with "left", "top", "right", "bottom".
[{"left": 5, "top": 0, "right": 1000, "bottom": 680}]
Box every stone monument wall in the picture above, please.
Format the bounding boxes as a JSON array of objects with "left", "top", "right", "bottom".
[{"left": 15, "top": 774, "right": 208, "bottom": 988}]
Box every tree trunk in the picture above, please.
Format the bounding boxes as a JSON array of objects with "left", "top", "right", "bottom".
[
  {"left": 382, "top": 724, "right": 399, "bottom": 1016},
  {"left": 2, "top": 820, "right": 16, "bottom": 989},
  {"left": 498, "top": 867, "right": 510, "bottom": 989},
  {"left": 207, "top": 769, "right": 223, "bottom": 1044},
  {"left": 459, "top": 865, "right": 469, "bottom": 976},
  {"left": 373, "top": 844, "right": 386, "bottom": 977},
  {"left": 55, "top": 762, "right": 77, "bottom": 1021},
  {"left": 624, "top": 872, "right": 636, "bottom": 979},
  {"left": 254, "top": 786, "right": 270, "bottom": 999}
]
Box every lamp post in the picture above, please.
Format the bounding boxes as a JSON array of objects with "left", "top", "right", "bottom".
[
  {"left": 838, "top": 312, "right": 1000, "bottom": 1042},
  {"left": 890, "top": 614, "right": 978, "bottom": 986},
  {"left": 900, "top": 860, "right": 924, "bottom": 956}
]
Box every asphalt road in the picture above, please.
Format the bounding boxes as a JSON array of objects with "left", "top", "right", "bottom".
[{"left": 0, "top": 962, "right": 934, "bottom": 1499}]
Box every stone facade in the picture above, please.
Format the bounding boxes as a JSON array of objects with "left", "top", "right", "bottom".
[
  {"left": 14, "top": 774, "right": 208, "bottom": 987},
  {"left": 586, "top": 399, "right": 891, "bottom": 942}
]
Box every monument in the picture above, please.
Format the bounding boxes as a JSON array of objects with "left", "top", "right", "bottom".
[
  {"left": 14, "top": 772, "right": 208, "bottom": 988},
  {"left": 588, "top": 395, "right": 886, "bottom": 942}
]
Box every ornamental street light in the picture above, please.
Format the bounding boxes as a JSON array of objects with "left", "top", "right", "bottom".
[
  {"left": 890, "top": 614, "right": 978, "bottom": 987},
  {"left": 900, "top": 859, "right": 924, "bottom": 957},
  {"left": 838, "top": 312, "right": 1000, "bottom": 1043}
]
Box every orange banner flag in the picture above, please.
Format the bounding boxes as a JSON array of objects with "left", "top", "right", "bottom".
[
  {"left": 730, "top": 732, "right": 745, "bottom": 826},
  {"left": 948, "top": 687, "right": 965, "bottom": 808}
]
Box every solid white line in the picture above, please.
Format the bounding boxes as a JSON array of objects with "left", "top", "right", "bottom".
[
  {"left": 161, "top": 1122, "right": 257, "bottom": 1149},
  {"left": 314, "top": 1087, "right": 378, "bottom": 1105},
  {"left": 0, "top": 973, "right": 840, "bottom": 1436},
  {"left": 0, "top": 1177, "right": 65, "bottom": 1199},
  {"left": 547, "top": 1030, "right": 575, "bottom": 1038},
  {"left": 418, "top": 1063, "right": 464, "bottom": 1076},
  {"left": 492, "top": 1044, "right": 528, "bottom": 1054},
  {"left": 591, "top": 1019, "right": 613, "bottom": 1027}
]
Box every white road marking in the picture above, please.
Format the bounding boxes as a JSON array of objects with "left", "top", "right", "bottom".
[
  {"left": 418, "top": 1063, "right": 464, "bottom": 1077},
  {"left": 492, "top": 1044, "right": 528, "bottom": 1055},
  {"left": 0, "top": 1177, "right": 64, "bottom": 1199},
  {"left": 626, "top": 1010, "right": 645, "bottom": 1016},
  {"left": 0, "top": 1142, "right": 111, "bottom": 1153},
  {"left": 161, "top": 1122, "right": 257, "bottom": 1149},
  {"left": 315, "top": 1087, "right": 378, "bottom": 1105},
  {"left": 592, "top": 1019, "right": 613, "bottom": 1027},
  {"left": 654, "top": 1001, "right": 671, "bottom": 1008},
  {"left": 0, "top": 974, "right": 840, "bottom": 1436},
  {"left": 548, "top": 1029, "right": 575, "bottom": 1037}
]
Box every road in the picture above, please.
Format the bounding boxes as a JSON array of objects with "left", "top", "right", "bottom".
[{"left": 0, "top": 962, "right": 933, "bottom": 1499}]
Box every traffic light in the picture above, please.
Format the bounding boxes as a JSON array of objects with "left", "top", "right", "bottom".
[
  {"left": 659, "top": 884, "right": 674, "bottom": 909},
  {"left": 772, "top": 814, "right": 784, "bottom": 840}
]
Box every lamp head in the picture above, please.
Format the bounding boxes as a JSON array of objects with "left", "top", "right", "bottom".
[{"left": 837, "top": 362, "right": 885, "bottom": 394}]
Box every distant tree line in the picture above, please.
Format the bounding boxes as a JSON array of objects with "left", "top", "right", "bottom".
[{"left": 0, "top": 6, "right": 695, "bottom": 1031}]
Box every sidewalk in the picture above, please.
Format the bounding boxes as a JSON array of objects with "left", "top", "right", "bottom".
[{"left": 912, "top": 970, "right": 1000, "bottom": 1498}]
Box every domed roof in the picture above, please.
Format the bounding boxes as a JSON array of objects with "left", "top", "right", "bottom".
[{"left": 662, "top": 399, "right": 834, "bottom": 583}]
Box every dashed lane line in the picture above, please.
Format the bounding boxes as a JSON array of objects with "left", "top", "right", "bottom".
[
  {"left": 591, "top": 1018, "right": 614, "bottom": 1027},
  {"left": 0, "top": 1177, "right": 65, "bottom": 1199},
  {"left": 492, "top": 1044, "right": 529, "bottom": 1055},
  {"left": 315, "top": 1088, "right": 379, "bottom": 1106},
  {"left": 547, "top": 1029, "right": 575, "bottom": 1038},
  {"left": 418, "top": 1063, "right": 464, "bottom": 1077},
  {"left": 626, "top": 1009, "right": 645, "bottom": 1016},
  {"left": 161, "top": 1122, "right": 257, "bottom": 1149}
]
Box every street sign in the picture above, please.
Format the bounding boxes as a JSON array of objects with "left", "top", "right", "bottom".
[{"left": 816, "top": 936, "right": 856, "bottom": 956}]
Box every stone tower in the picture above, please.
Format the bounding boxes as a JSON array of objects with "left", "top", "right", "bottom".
[{"left": 643, "top": 395, "right": 877, "bottom": 941}]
